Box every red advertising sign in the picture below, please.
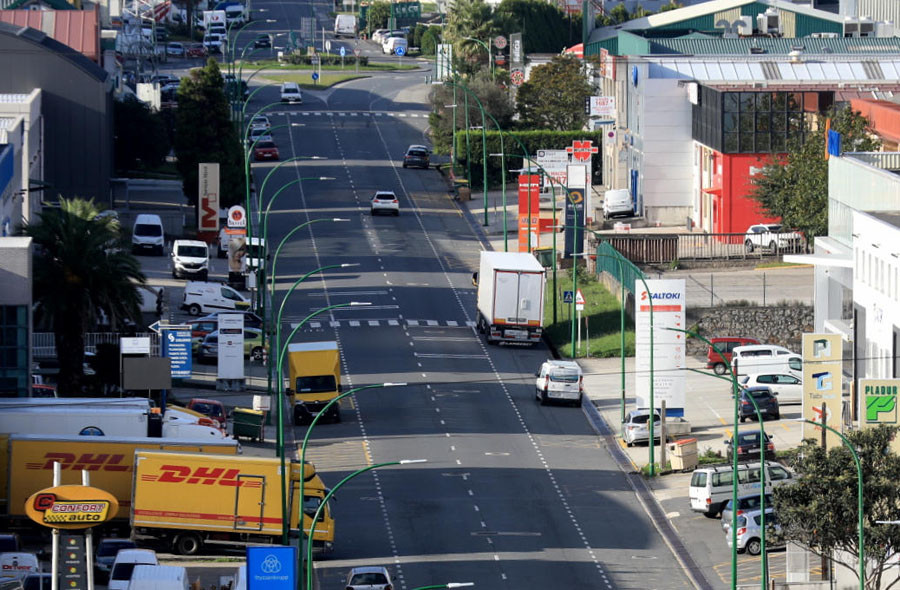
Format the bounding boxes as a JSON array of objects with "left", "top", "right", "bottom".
[{"left": 518, "top": 174, "right": 540, "bottom": 253}]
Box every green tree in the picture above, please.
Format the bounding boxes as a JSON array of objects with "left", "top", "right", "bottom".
[
  {"left": 516, "top": 55, "right": 591, "bottom": 130},
  {"left": 174, "top": 58, "right": 246, "bottom": 211},
  {"left": 774, "top": 425, "right": 900, "bottom": 589},
  {"left": 659, "top": 1, "right": 682, "bottom": 12},
  {"left": 23, "top": 198, "right": 145, "bottom": 395},
  {"left": 420, "top": 26, "right": 441, "bottom": 55},
  {"left": 443, "top": 0, "right": 497, "bottom": 74},
  {"left": 113, "top": 96, "right": 171, "bottom": 173},
  {"left": 493, "top": 0, "right": 571, "bottom": 53},
  {"left": 750, "top": 106, "right": 879, "bottom": 238},
  {"left": 366, "top": 1, "right": 390, "bottom": 33}
]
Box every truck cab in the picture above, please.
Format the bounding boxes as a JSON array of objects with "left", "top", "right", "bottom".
[{"left": 286, "top": 342, "right": 341, "bottom": 424}]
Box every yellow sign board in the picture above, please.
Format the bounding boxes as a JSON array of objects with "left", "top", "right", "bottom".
[
  {"left": 24, "top": 485, "right": 119, "bottom": 529},
  {"left": 802, "top": 333, "right": 843, "bottom": 449}
]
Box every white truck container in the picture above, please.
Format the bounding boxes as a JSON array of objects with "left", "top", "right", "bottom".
[
  {"left": 475, "top": 251, "right": 546, "bottom": 345},
  {"left": 202, "top": 10, "right": 227, "bottom": 30},
  {"left": 334, "top": 14, "right": 357, "bottom": 38}
]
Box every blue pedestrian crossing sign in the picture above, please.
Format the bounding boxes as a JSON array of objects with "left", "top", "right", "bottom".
[
  {"left": 311, "top": 72, "right": 319, "bottom": 81},
  {"left": 395, "top": 46, "right": 406, "bottom": 56},
  {"left": 563, "top": 290, "right": 574, "bottom": 304}
]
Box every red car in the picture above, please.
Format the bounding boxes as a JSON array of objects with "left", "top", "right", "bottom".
[
  {"left": 186, "top": 43, "right": 208, "bottom": 58},
  {"left": 187, "top": 398, "right": 227, "bottom": 429},
  {"left": 706, "top": 337, "right": 760, "bottom": 375},
  {"left": 253, "top": 140, "right": 279, "bottom": 161}
]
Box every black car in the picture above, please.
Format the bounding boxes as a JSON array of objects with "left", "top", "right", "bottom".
[
  {"left": 254, "top": 34, "right": 272, "bottom": 48},
  {"left": 739, "top": 386, "right": 780, "bottom": 422},
  {"left": 726, "top": 430, "right": 776, "bottom": 462},
  {"left": 402, "top": 145, "right": 430, "bottom": 169}
]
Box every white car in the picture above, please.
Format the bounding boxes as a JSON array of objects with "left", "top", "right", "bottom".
[
  {"left": 725, "top": 507, "right": 782, "bottom": 555},
  {"left": 534, "top": 359, "right": 583, "bottom": 405},
  {"left": 249, "top": 115, "right": 271, "bottom": 130},
  {"left": 166, "top": 41, "right": 185, "bottom": 57},
  {"left": 247, "top": 126, "right": 272, "bottom": 146},
  {"left": 345, "top": 566, "right": 392, "bottom": 590},
  {"left": 744, "top": 223, "right": 804, "bottom": 253},
  {"left": 739, "top": 372, "right": 802, "bottom": 404},
  {"left": 280, "top": 82, "right": 303, "bottom": 104},
  {"left": 371, "top": 28, "right": 389, "bottom": 43},
  {"left": 108, "top": 548, "right": 158, "bottom": 590},
  {"left": 370, "top": 191, "right": 399, "bottom": 216}
]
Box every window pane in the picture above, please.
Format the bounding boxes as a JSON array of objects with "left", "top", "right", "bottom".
[
  {"left": 789, "top": 112, "right": 803, "bottom": 133},
  {"left": 773, "top": 92, "right": 788, "bottom": 111},
  {"left": 725, "top": 133, "right": 739, "bottom": 152},
  {"left": 741, "top": 92, "right": 756, "bottom": 112},
  {"left": 740, "top": 113, "right": 755, "bottom": 133},
  {"left": 773, "top": 111, "right": 787, "bottom": 132},
  {"left": 789, "top": 92, "right": 803, "bottom": 111},
  {"left": 724, "top": 112, "right": 738, "bottom": 132},
  {"left": 756, "top": 133, "right": 770, "bottom": 152},
  {"left": 771, "top": 133, "right": 786, "bottom": 152},
  {"left": 756, "top": 93, "right": 771, "bottom": 111},
  {"left": 740, "top": 132, "right": 755, "bottom": 152},
  {"left": 756, "top": 113, "right": 770, "bottom": 132},
  {"left": 725, "top": 93, "right": 739, "bottom": 112}
]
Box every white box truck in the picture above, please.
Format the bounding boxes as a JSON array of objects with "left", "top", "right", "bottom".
[
  {"left": 475, "top": 251, "right": 546, "bottom": 345},
  {"left": 334, "top": 14, "right": 357, "bottom": 38}
]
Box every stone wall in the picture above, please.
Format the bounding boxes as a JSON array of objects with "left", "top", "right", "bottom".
[{"left": 685, "top": 305, "right": 815, "bottom": 355}]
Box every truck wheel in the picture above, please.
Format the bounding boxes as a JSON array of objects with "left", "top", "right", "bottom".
[
  {"left": 713, "top": 363, "right": 726, "bottom": 375},
  {"left": 174, "top": 533, "right": 202, "bottom": 556},
  {"left": 188, "top": 304, "right": 202, "bottom": 316}
]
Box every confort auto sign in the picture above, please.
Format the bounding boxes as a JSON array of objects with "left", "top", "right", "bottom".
[
  {"left": 25, "top": 485, "right": 119, "bottom": 529},
  {"left": 639, "top": 290, "right": 683, "bottom": 312}
]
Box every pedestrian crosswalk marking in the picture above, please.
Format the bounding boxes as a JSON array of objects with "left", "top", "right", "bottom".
[
  {"left": 349, "top": 320, "right": 360, "bottom": 327},
  {"left": 288, "top": 319, "right": 476, "bottom": 329},
  {"left": 426, "top": 320, "right": 438, "bottom": 326},
  {"left": 368, "top": 320, "right": 380, "bottom": 326},
  {"left": 388, "top": 320, "right": 399, "bottom": 326},
  {"left": 407, "top": 320, "right": 419, "bottom": 326},
  {"left": 447, "top": 320, "right": 458, "bottom": 327},
  {"left": 272, "top": 110, "right": 426, "bottom": 118}
]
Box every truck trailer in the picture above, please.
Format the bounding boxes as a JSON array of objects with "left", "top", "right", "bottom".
[
  {"left": 287, "top": 342, "right": 341, "bottom": 424},
  {"left": 475, "top": 251, "right": 546, "bottom": 345},
  {"left": 0, "top": 434, "right": 239, "bottom": 522},
  {"left": 131, "top": 451, "right": 334, "bottom": 555}
]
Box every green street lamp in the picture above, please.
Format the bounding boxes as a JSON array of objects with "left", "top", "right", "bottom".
[
  {"left": 274, "top": 301, "right": 371, "bottom": 543},
  {"left": 444, "top": 80, "right": 488, "bottom": 226},
  {"left": 305, "top": 460, "right": 427, "bottom": 590},
  {"left": 795, "top": 418, "right": 864, "bottom": 590},
  {"left": 297, "top": 382, "right": 408, "bottom": 566},
  {"left": 412, "top": 584, "right": 474, "bottom": 589},
  {"left": 464, "top": 37, "right": 493, "bottom": 81}
]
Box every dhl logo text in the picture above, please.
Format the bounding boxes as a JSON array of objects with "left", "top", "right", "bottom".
[
  {"left": 143, "top": 465, "right": 261, "bottom": 487},
  {"left": 25, "top": 453, "right": 128, "bottom": 472}
]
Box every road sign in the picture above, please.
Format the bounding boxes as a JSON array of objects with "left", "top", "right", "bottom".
[
  {"left": 310, "top": 55, "right": 320, "bottom": 65},
  {"left": 575, "top": 289, "right": 585, "bottom": 311},
  {"left": 494, "top": 35, "right": 507, "bottom": 49},
  {"left": 395, "top": 46, "right": 405, "bottom": 57},
  {"left": 163, "top": 329, "right": 192, "bottom": 379},
  {"left": 247, "top": 546, "right": 296, "bottom": 590},
  {"left": 311, "top": 72, "right": 319, "bottom": 81},
  {"left": 227, "top": 205, "right": 246, "bottom": 229},
  {"left": 325, "top": 40, "right": 332, "bottom": 52},
  {"left": 353, "top": 47, "right": 361, "bottom": 56},
  {"left": 563, "top": 290, "right": 574, "bottom": 304},
  {"left": 510, "top": 68, "right": 525, "bottom": 86},
  {"left": 339, "top": 46, "right": 346, "bottom": 57},
  {"left": 120, "top": 337, "right": 150, "bottom": 354},
  {"left": 148, "top": 321, "right": 191, "bottom": 335}
]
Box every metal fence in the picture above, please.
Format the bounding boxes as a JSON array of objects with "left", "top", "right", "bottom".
[
  {"left": 33, "top": 332, "right": 160, "bottom": 358},
  {"left": 594, "top": 233, "right": 807, "bottom": 264},
  {"left": 594, "top": 241, "right": 646, "bottom": 297}
]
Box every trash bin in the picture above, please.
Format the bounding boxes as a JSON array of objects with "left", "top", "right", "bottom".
[
  {"left": 457, "top": 186, "right": 472, "bottom": 201},
  {"left": 667, "top": 437, "right": 698, "bottom": 471},
  {"left": 232, "top": 407, "right": 265, "bottom": 442}
]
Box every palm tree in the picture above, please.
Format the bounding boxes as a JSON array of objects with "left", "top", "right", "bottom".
[
  {"left": 24, "top": 198, "right": 146, "bottom": 394},
  {"left": 443, "top": 0, "right": 498, "bottom": 73}
]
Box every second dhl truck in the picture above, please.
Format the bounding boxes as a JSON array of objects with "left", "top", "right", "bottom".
[
  {"left": 0, "top": 434, "right": 240, "bottom": 524},
  {"left": 287, "top": 341, "right": 341, "bottom": 424},
  {"left": 130, "top": 451, "right": 334, "bottom": 555}
]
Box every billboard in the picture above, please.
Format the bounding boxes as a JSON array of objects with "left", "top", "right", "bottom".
[
  {"left": 217, "top": 314, "right": 245, "bottom": 380},
  {"left": 436, "top": 44, "right": 453, "bottom": 81},
  {"left": 861, "top": 379, "right": 900, "bottom": 454},
  {"left": 589, "top": 96, "right": 616, "bottom": 119},
  {"left": 635, "top": 280, "right": 686, "bottom": 416},
  {"left": 517, "top": 174, "right": 540, "bottom": 253},
  {"left": 198, "top": 163, "right": 219, "bottom": 232},
  {"left": 802, "top": 333, "right": 843, "bottom": 449}
]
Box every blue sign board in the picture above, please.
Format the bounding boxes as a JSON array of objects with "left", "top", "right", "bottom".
[
  {"left": 395, "top": 46, "right": 405, "bottom": 56},
  {"left": 311, "top": 72, "right": 319, "bottom": 81},
  {"left": 339, "top": 46, "right": 346, "bottom": 57},
  {"left": 162, "top": 330, "right": 192, "bottom": 378},
  {"left": 247, "top": 546, "right": 296, "bottom": 590},
  {"left": 562, "top": 291, "right": 574, "bottom": 304}
]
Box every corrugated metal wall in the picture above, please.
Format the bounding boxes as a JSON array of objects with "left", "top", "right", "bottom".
[
  {"left": 585, "top": 36, "right": 617, "bottom": 57},
  {"left": 794, "top": 13, "right": 842, "bottom": 36},
  {"left": 856, "top": 0, "right": 900, "bottom": 28},
  {"left": 828, "top": 154, "right": 900, "bottom": 246}
]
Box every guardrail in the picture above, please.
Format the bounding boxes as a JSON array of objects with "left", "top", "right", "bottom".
[
  {"left": 33, "top": 332, "right": 160, "bottom": 359},
  {"left": 591, "top": 233, "right": 807, "bottom": 264}
]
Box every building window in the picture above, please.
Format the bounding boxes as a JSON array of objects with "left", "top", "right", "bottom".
[
  {"left": 0, "top": 305, "right": 28, "bottom": 397},
  {"left": 719, "top": 90, "right": 833, "bottom": 154}
]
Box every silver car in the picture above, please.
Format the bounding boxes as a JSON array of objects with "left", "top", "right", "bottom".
[
  {"left": 724, "top": 507, "right": 781, "bottom": 555},
  {"left": 345, "top": 566, "right": 392, "bottom": 589}
]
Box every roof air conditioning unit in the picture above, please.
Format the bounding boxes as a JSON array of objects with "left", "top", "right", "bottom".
[
  {"left": 757, "top": 8, "right": 782, "bottom": 36},
  {"left": 876, "top": 21, "right": 895, "bottom": 37},
  {"left": 735, "top": 15, "right": 753, "bottom": 36},
  {"left": 749, "top": 46, "right": 766, "bottom": 54},
  {"left": 809, "top": 32, "right": 839, "bottom": 38},
  {"left": 844, "top": 17, "right": 860, "bottom": 37},
  {"left": 859, "top": 17, "right": 876, "bottom": 37}
]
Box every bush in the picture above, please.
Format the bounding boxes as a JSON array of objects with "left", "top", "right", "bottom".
[
  {"left": 420, "top": 26, "right": 440, "bottom": 55},
  {"left": 282, "top": 52, "right": 369, "bottom": 66}
]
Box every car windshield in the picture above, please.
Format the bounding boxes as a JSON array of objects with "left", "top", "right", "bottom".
[
  {"left": 296, "top": 375, "right": 336, "bottom": 393},
  {"left": 134, "top": 224, "right": 162, "bottom": 237},
  {"left": 97, "top": 541, "right": 135, "bottom": 557},
  {"left": 350, "top": 573, "right": 389, "bottom": 585},
  {"left": 177, "top": 245, "right": 207, "bottom": 257}
]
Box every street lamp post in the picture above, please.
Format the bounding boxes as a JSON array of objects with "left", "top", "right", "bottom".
[
  {"left": 795, "top": 418, "right": 865, "bottom": 590},
  {"left": 445, "top": 80, "right": 488, "bottom": 226},
  {"left": 305, "top": 460, "right": 427, "bottom": 590}
]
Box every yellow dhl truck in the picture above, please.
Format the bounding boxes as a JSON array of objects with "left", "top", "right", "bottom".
[
  {"left": 287, "top": 341, "right": 341, "bottom": 424},
  {"left": 0, "top": 434, "right": 239, "bottom": 523},
  {"left": 130, "top": 451, "right": 334, "bottom": 555}
]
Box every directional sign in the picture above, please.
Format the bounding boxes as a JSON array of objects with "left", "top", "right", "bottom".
[
  {"left": 395, "top": 46, "right": 405, "bottom": 56},
  {"left": 148, "top": 321, "right": 191, "bottom": 335},
  {"left": 339, "top": 46, "right": 346, "bottom": 57},
  {"left": 311, "top": 72, "right": 319, "bottom": 81},
  {"left": 563, "top": 290, "right": 574, "bottom": 304},
  {"left": 163, "top": 329, "right": 192, "bottom": 379}
]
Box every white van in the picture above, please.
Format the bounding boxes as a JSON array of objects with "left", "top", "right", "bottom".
[
  {"left": 731, "top": 344, "right": 802, "bottom": 377},
  {"left": 602, "top": 189, "right": 633, "bottom": 219},
  {"left": 108, "top": 549, "right": 158, "bottom": 590},
  {"left": 689, "top": 461, "right": 793, "bottom": 517},
  {"left": 382, "top": 36, "right": 408, "bottom": 55},
  {"left": 0, "top": 552, "right": 39, "bottom": 580},
  {"left": 171, "top": 239, "right": 209, "bottom": 280},
  {"left": 280, "top": 82, "right": 302, "bottom": 104},
  {"left": 181, "top": 281, "right": 249, "bottom": 316},
  {"left": 334, "top": 14, "right": 357, "bottom": 38},
  {"left": 126, "top": 565, "right": 188, "bottom": 590},
  {"left": 534, "top": 360, "right": 583, "bottom": 405},
  {"left": 131, "top": 214, "right": 165, "bottom": 255}
]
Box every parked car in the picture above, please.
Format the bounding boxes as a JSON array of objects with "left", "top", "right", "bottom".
[
  {"left": 721, "top": 493, "right": 773, "bottom": 531},
  {"left": 740, "top": 373, "right": 802, "bottom": 404},
  {"left": 165, "top": 42, "right": 185, "bottom": 57},
  {"left": 726, "top": 430, "right": 776, "bottom": 462},
  {"left": 371, "top": 191, "right": 399, "bottom": 216},
  {"left": 181, "top": 281, "right": 250, "bottom": 316},
  {"left": 202, "top": 34, "right": 223, "bottom": 54},
  {"left": 186, "top": 43, "right": 208, "bottom": 58},
  {"left": 253, "top": 140, "right": 280, "bottom": 161},
  {"left": 402, "top": 145, "right": 430, "bottom": 169},
  {"left": 738, "top": 386, "right": 780, "bottom": 422},
  {"left": 534, "top": 359, "right": 583, "bottom": 405},
  {"left": 622, "top": 409, "right": 691, "bottom": 446},
  {"left": 198, "top": 328, "right": 266, "bottom": 362},
  {"left": 706, "top": 337, "right": 760, "bottom": 375},
  {"left": 345, "top": 566, "right": 392, "bottom": 590},
  {"left": 725, "top": 508, "right": 781, "bottom": 555},
  {"left": 744, "top": 223, "right": 804, "bottom": 253},
  {"left": 253, "top": 34, "right": 271, "bottom": 48},
  {"left": 370, "top": 28, "right": 389, "bottom": 43},
  {"left": 108, "top": 548, "right": 158, "bottom": 590},
  {"left": 187, "top": 398, "right": 227, "bottom": 429},
  {"left": 94, "top": 538, "right": 137, "bottom": 583},
  {"left": 21, "top": 574, "right": 54, "bottom": 590},
  {"left": 0, "top": 552, "right": 40, "bottom": 580},
  {"left": 131, "top": 213, "right": 165, "bottom": 256},
  {"left": 280, "top": 82, "right": 302, "bottom": 104},
  {"left": 382, "top": 36, "right": 407, "bottom": 55},
  {"left": 189, "top": 319, "right": 219, "bottom": 353},
  {"left": 731, "top": 344, "right": 801, "bottom": 378}
]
